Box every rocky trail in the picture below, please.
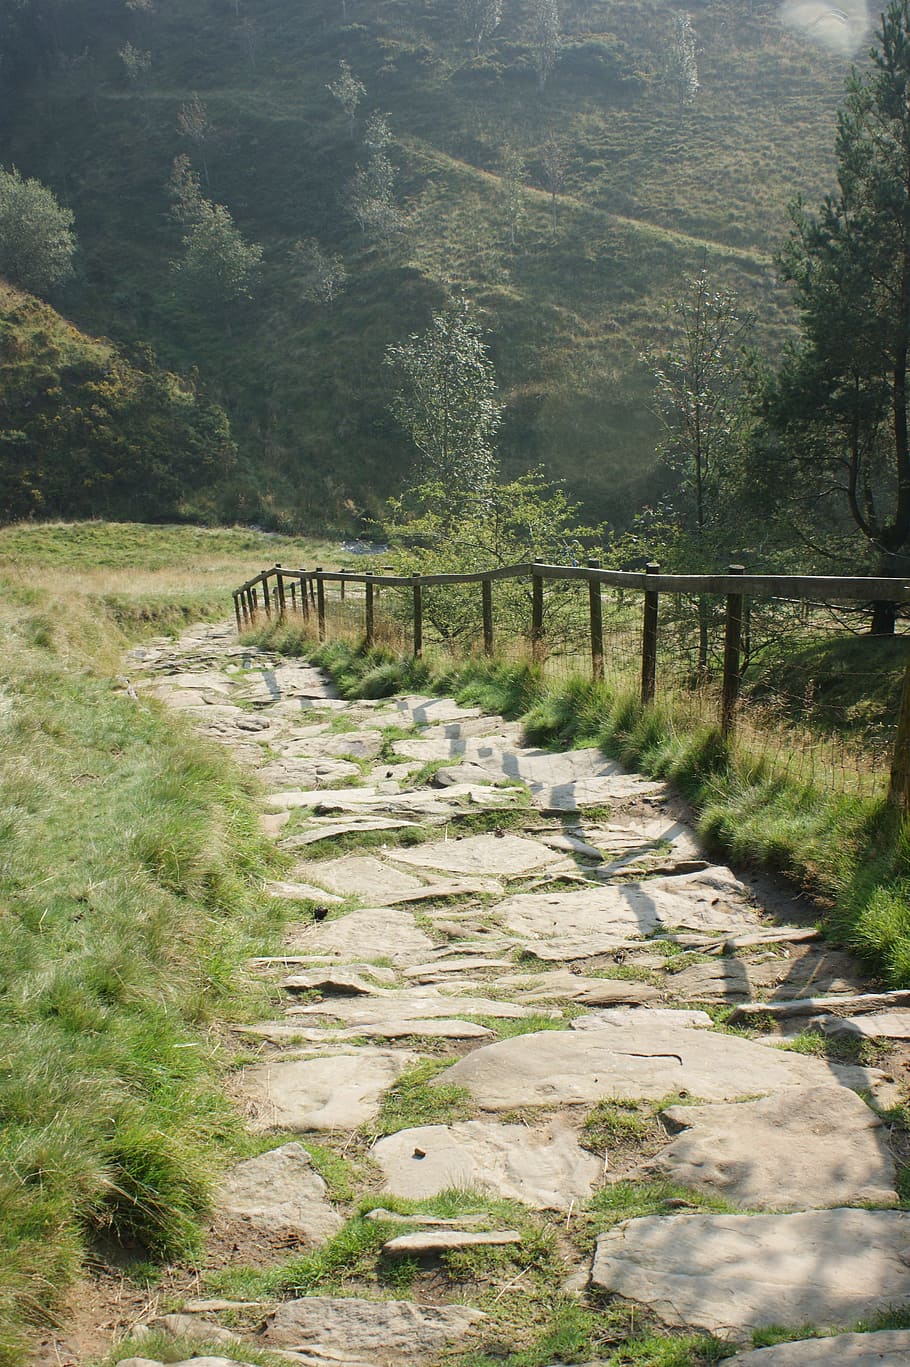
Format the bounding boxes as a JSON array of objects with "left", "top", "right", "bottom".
[{"left": 112, "top": 622, "right": 910, "bottom": 1367}]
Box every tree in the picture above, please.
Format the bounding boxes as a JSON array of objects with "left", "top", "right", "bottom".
[
  {"left": 529, "top": 0, "right": 561, "bottom": 91},
  {"left": 347, "top": 111, "right": 404, "bottom": 244},
  {"left": 384, "top": 297, "right": 502, "bottom": 504},
  {"left": 0, "top": 166, "right": 76, "bottom": 294},
  {"left": 290, "top": 237, "right": 347, "bottom": 305},
  {"left": 167, "top": 157, "right": 262, "bottom": 319},
  {"left": 177, "top": 93, "right": 213, "bottom": 190},
  {"left": 765, "top": 0, "right": 910, "bottom": 631},
  {"left": 457, "top": 0, "right": 502, "bottom": 57},
  {"left": 498, "top": 145, "right": 525, "bottom": 249},
  {"left": 663, "top": 12, "right": 699, "bottom": 107},
  {"left": 118, "top": 40, "right": 151, "bottom": 85},
  {"left": 643, "top": 268, "right": 753, "bottom": 670},
  {"left": 327, "top": 58, "right": 365, "bottom": 136}
]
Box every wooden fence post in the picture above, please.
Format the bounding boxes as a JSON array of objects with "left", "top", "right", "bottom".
[
  {"left": 297, "top": 570, "right": 310, "bottom": 621},
  {"left": 365, "top": 574, "right": 375, "bottom": 647},
  {"left": 641, "top": 562, "right": 660, "bottom": 704},
  {"left": 233, "top": 594, "right": 242, "bottom": 631},
  {"left": 588, "top": 559, "right": 604, "bottom": 682},
  {"left": 890, "top": 648, "right": 910, "bottom": 813},
  {"left": 309, "top": 573, "right": 317, "bottom": 609},
  {"left": 340, "top": 568, "right": 346, "bottom": 603},
  {"left": 289, "top": 579, "right": 296, "bottom": 613},
  {"left": 482, "top": 579, "right": 494, "bottom": 657},
  {"left": 274, "top": 564, "right": 286, "bottom": 617},
  {"left": 413, "top": 574, "right": 423, "bottom": 658},
  {"left": 245, "top": 586, "right": 255, "bottom": 622},
  {"left": 262, "top": 575, "right": 272, "bottom": 619},
  {"left": 316, "top": 567, "right": 326, "bottom": 641},
  {"left": 721, "top": 564, "right": 745, "bottom": 736},
  {"left": 531, "top": 561, "right": 544, "bottom": 664}
]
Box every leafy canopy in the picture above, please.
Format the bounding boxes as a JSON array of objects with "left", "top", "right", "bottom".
[{"left": 0, "top": 166, "right": 76, "bottom": 295}]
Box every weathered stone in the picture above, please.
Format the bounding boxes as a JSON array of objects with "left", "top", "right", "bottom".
[
  {"left": 384, "top": 695, "right": 484, "bottom": 725},
  {"left": 590, "top": 1209, "right": 910, "bottom": 1338},
  {"left": 152, "top": 1315, "right": 235, "bottom": 1343},
  {"left": 403, "top": 957, "right": 516, "bottom": 980},
  {"left": 495, "top": 868, "right": 760, "bottom": 942},
  {"left": 373, "top": 1119, "right": 601, "bottom": 1211},
  {"left": 300, "top": 854, "right": 502, "bottom": 902},
  {"left": 282, "top": 819, "right": 420, "bottom": 851},
  {"left": 237, "top": 1050, "right": 417, "bottom": 1131},
  {"left": 726, "top": 1332, "right": 910, "bottom": 1364},
  {"left": 237, "top": 1018, "right": 496, "bottom": 1044},
  {"left": 647, "top": 1086, "right": 895, "bottom": 1209},
  {"left": 383, "top": 1229, "right": 521, "bottom": 1254},
  {"left": 287, "top": 987, "right": 552, "bottom": 1024},
  {"left": 282, "top": 968, "right": 392, "bottom": 995},
  {"left": 266, "top": 880, "right": 345, "bottom": 905},
  {"left": 433, "top": 763, "right": 501, "bottom": 787},
  {"left": 259, "top": 757, "right": 362, "bottom": 789},
  {"left": 571, "top": 1008, "right": 714, "bottom": 1030},
  {"left": 501, "top": 969, "right": 659, "bottom": 1007},
  {"left": 816, "top": 1009, "right": 910, "bottom": 1040},
  {"left": 217, "top": 1142, "right": 343, "bottom": 1242},
  {"left": 388, "top": 832, "right": 570, "bottom": 879},
  {"left": 264, "top": 1295, "right": 485, "bottom": 1360},
  {"left": 287, "top": 907, "right": 435, "bottom": 966},
  {"left": 439, "top": 1018, "right": 877, "bottom": 1109}
]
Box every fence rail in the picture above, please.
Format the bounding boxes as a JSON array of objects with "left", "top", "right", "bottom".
[{"left": 232, "top": 560, "right": 910, "bottom": 810}]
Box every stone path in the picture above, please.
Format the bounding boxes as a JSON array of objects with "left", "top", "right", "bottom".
[{"left": 115, "top": 623, "right": 910, "bottom": 1367}]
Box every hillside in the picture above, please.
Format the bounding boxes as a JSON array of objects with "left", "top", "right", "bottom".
[
  {"left": 0, "top": 0, "right": 857, "bottom": 528},
  {"left": 0, "top": 282, "right": 236, "bottom": 522}
]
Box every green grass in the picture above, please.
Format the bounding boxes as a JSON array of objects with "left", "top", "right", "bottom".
[
  {"left": 371, "top": 1058, "right": 476, "bottom": 1136},
  {"left": 0, "top": 523, "right": 346, "bottom": 1364}
]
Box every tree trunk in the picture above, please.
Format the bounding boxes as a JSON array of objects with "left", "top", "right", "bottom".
[{"left": 871, "top": 598, "right": 898, "bottom": 635}]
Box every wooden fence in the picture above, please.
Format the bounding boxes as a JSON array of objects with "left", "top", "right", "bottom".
[{"left": 232, "top": 560, "right": 910, "bottom": 809}]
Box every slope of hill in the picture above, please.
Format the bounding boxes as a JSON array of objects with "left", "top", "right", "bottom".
[
  {"left": 0, "top": 0, "right": 857, "bottom": 528},
  {"left": 0, "top": 281, "right": 238, "bottom": 523}
]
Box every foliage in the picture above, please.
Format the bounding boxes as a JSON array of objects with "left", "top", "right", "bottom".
[
  {"left": 385, "top": 296, "right": 502, "bottom": 505},
  {"left": 0, "top": 166, "right": 76, "bottom": 295},
  {"left": 291, "top": 236, "right": 347, "bottom": 306},
  {"left": 168, "top": 155, "right": 263, "bottom": 310},
  {"left": 383, "top": 467, "right": 598, "bottom": 647},
  {"left": 347, "top": 110, "right": 404, "bottom": 244},
  {"left": 529, "top": 0, "right": 562, "bottom": 90},
  {"left": 457, "top": 0, "right": 502, "bottom": 57},
  {"left": 0, "top": 288, "right": 236, "bottom": 523},
  {"left": 761, "top": 0, "right": 910, "bottom": 607},
  {"left": 663, "top": 12, "right": 700, "bottom": 107},
  {"left": 0, "top": 579, "right": 283, "bottom": 1363},
  {"left": 326, "top": 58, "right": 366, "bottom": 134}
]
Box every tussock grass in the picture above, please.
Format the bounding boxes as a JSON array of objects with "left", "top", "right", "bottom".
[{"left": 0, "top": 522, "right": 338, "bottom": 1363}]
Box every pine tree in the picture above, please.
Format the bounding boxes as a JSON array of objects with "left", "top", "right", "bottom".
[{"left": 766, "top": 0, "right": 910, "bottom": 628}]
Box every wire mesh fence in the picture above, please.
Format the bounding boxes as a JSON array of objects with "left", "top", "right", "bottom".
[{"left": 234, "top": 562, "right": 910, "bottom": 806}]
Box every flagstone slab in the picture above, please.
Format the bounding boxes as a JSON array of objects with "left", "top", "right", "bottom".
[
  {"left": 282, "top": 967, "right": 394, "bottom": 994},
  {"left": 383, "top": 1229, "right": 521, "bottom": 1254},
  {"left": 288, "top": 907, "right": 435, "bottom": 965},
  {"left": 388, "top": 833, "right": 570, "bottom": 879},
  {"left": 384, "top": 696, "right": 485, "bottom": 724},
  {"left": 646, "top": 1085, "right": 896, "bottom": 1209},
  {"left": 217, "top": 1142, "right": 344, "bottom": 1242},
  {"left": 590, "top": 1209, "right": 910, "bottom": 1337},
  {"left": 494, "top": 868, "right": 761, "bottom": 942},
  {"left": 571, "top": 1008, "right": 714, "bottom": 1030},
  {"left": 403, "top": 957, "right": 517, "bottom": 980},
  {"left": 280, "top": 817, "right": 420, "bottom": 849},
  {"left": 286, "top": 988, "right": 552, "bottom": 1024},
  {"left": 816, "top": 1009, "right": 910, "bottom": 1040},
  {"left": 420, "top": 717, "right": 523, "bottom": 741},
  {"left": 727, "top": 1331, "right": 910, "bottom": 1364},
  {"left": 372, "top": 1118, "right": 601, "bottom": 1211},
  {"left": 237, "top": 1018, "right": 496, "bottom": 1044},
  {"left": 258, "top": 758, "right": 362, "bottom": 789},
  {"left": 300, "top": 854, "right": 502, "bottom": 902},
  {"left": 266, "top": 880, "right": 345, "bottom": 905},
  {"left": 438, "top": 1018, "right": 877, "bottom": 1109},
  {"left": 237, "top": 1049, "right": 418, "bottom": 1131},
  {"left": 264, "top": 1295, "right": 485, "bottom": 1360}
]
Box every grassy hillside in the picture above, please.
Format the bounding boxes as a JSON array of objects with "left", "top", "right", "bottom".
[
  {"left": 0, "top": 282, "right": 237, "bottom": 523},
  {"left": 0, "top": 0, "right": 855, "bottom": 527}
]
